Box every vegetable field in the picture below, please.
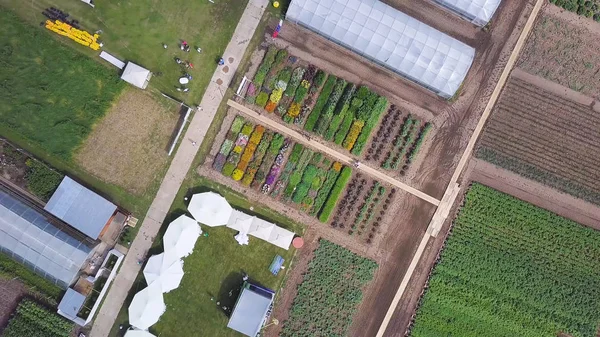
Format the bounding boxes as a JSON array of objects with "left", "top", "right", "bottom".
[
  {"left": 213, "top": 115, "right": 352, "bottom": 223},
  {"left": 246, "top": 46, "right": 389, "bottom": 156},
  {"left": 281, "top": 240, "right": 377, "bottom": 337},
  {"left": 476, "top": 77, "right": 600, "bottom": 205},
  {"left": 3, "top": 299, "right": 72, "bottom": 337},
  {"left": 549, "top": 0, "right": 600, "bottom": 21},
  {"left": 409, "top": 184, "right": 600, "bottom": 337}
]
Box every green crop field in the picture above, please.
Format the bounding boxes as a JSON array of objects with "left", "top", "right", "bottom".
[
  {"left": 0, "top": 10, "right": 125, "bottom": 160},
  {"left": 410, "top": 183, "right": 600, "bottom": 337}
]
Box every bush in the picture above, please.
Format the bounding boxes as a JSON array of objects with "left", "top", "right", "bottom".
[
  {"left": 304, "top": 75, "right": 337, "bottom": 131},
  {"left": 275, "top": 49, "right": 288, "bottom": 64},
  {"left": 231, "top": 116, "right": 245, "bottom": 133},
  {"left": 356, "top": 90, "right": 378, "bottom": 121},
  {"left": 315, "top": 79, "right": 348, "bottom": 135},
  {"left": 222, "top": 163, "right": 236, "bottom": 176},
  {"left": 285, "top": 67, "right": 306, "bottom": 96},
  {"left": 312, "top": 168, "right": 341, "bottom": 215},
  {"left": 312, "top": 70, "right": 327, "bottom": 91},
  {"left": 351, "top": 96, "right": 388, "bottom": 155},
  {"left": 268, "top": 134, "right": 284, "bottom": 155},
  {"left": 256, "top": 92, "right": 269, "bottom": 107},
  {"left": 342, "top": 120, "right": 365, "bottom": 150},
  {"left": 293, "top": 85, "right": 309, "bottom": 103},
  {"left": 254, "top": 46, "right": 277, "bottom": 87},
  {"left": 335, "top": 112, "right": 355, "bottom": 145},
  {"left": 292, "top": 165, "right": 318, "bottom": 203},
  {"left": 25, "top": 159, "right": 63, "bottom": 201},
  {"left": 231, "top": 169, "right": 244, "bottom": 181},
  {"left": 319, "top": 166, "right": 352, "bottom": 222}
]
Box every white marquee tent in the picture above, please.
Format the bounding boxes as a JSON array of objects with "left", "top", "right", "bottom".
[
  {"left": 247, "top": 220, "right": 275, "bottom": 242},
  {"left": 124, "top": 330, "right": 157, "bottom": 337},
  {"left": 226, "top": 210, "right": 254, "bottom": 233},
  {"left": 143, "top": 250, "right": 184, "bottom": 293},
  {"left": 128, "top": 283, "right": 166, "bottom": 330},
  {"left": 121, "top": 62, "right": 152, "bottom": 89},
  {"left": 189, "top": 192, "right": 233, "bottom": 227},
  {"left": 286, "top": 0, "right": 475, "bottom": 98},
  {"left": 267, "top": 226, "right": 295, "bottom": 250},
  {"left": 163, "top": 215, "right": 201, "bottom": 258},
  {"left": 435, "top": 0, "right": 502, "bottom": 26}
]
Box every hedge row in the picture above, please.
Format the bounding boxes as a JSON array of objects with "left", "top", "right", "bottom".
[
  {"left": 324, "top": 84, "right": 356, "bottom": 141},
  {"left": 319, "top": 166, "right": 352, "bottom": 222},
  {"left": 311, "top": 166, "right": 342, "bottom": 216},
  {"left": 314, "top": 79, "right": 348, "bottom": 136},
  {"left": 304, "top": 75, "right": 336, "bottom": 131},
  {"left": 351, "top": 96, "right": 389, "bottom": 155},
  {"left": 253, "top": 46, "right": 278, "bottom": 88}
]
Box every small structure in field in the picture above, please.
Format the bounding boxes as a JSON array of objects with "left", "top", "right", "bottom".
[
  {"left": 227, "top": 282, "right": 275, "bottom": 337},
  {"left": 120, "top": 62, "right": 152, "bottom": 89}
]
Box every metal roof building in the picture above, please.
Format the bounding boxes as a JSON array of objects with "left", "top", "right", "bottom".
[
  {"left": 57, "top": 288, "right": 86, "bottom": 320},
  {"left": 227, "top": 282, "right": 275, "bottom": 337},
  {"left": 45, "top": 176, "right": 117, "bottom": 239},
  {"left": 0, "top": 188, "right": 93, "bottom": 288},
  {"left": 434, "top": 0, "right": 502, "bottom": 26},
  {"left": 286, "top": 0, "right": 475, "bottom": 98}
]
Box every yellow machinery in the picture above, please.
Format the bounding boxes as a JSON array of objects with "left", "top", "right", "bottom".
[{"left": 45, "top": 20, "right": 101, "bottom": 50}]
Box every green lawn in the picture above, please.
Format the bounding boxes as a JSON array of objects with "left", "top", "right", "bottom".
[{"left": 0, "top": 0, "right": 249, "bottom": 105}]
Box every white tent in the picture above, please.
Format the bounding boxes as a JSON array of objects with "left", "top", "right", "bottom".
[
  {"left": 124, "top": 330, "right": 157, "bottom": 337},
  {"left": 163, "top": 215, "right": 201, "bottom": 258},
  {"left": 189, "top": 192, "right": 233, "bottom": 227},
  {"left": 267, "top": 226, "right": 295, "bottom": 250},
  {"left": 121, "top": 62, "right": 152, "bottom": 89},
  {"left": 226, "top": 210, "right": 254, "bottom": 233},
  {"left": 128, "top": 283, "right": 166, "bottom": 330},
  {"left": 143, "top": 250, "right": 184, "bottom": 293},
  {"left": 235, "top": 232, "right": 249, "bottom": 246},
  {"left": 247, "top": 220, "right": 275, "bottom": 241}
]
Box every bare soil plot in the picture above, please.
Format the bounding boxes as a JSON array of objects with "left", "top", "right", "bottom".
[
  {"left": 0, "top": 278, "right": 28, "bottom": 333},
  {"left": 517, "top": 5, "right": 600, "bottom": 98},
  {"left": 75, "top": 89, "right": 181, "bottom": 196},
  {"left": 476, "top": 75, "right": 600, "bottom": 205}
]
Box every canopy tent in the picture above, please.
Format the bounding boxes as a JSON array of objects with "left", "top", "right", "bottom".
[
  {"left": 247, "top": 220, "right": 275, "bottom": 241},
  {"left": 267, "top": 226, "right": 295, "bottom": 250},
  {"left": 226, "top": 210, "right": 254, "bottom": 233},
  {"left": 227, "top": 282, "right": 275, "bottom": 337},
  {"left": 128, "top": 283, "right": 166, "bottom": 330},
  {"left": 121, "top": 62, "right": 152, "bottom": 89},
  {"left": 143, "top": 250, "right": 184, "bottom": 293},
  {"left": 189, "top": 192, "right": 233, "bottom": 227},
  {"left": 163, "top": 215, "right": 201, "bottom": 258},
  {"left": 434, "top": 0, "right": 502, "bottom": 26},
  {"left": 124, "top": 330, "right": 157, "bottom": 337},
  {"left": 235, "top": 232, "right": 249, "bottom": 246}
]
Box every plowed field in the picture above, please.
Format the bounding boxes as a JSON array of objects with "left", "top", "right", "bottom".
[{"left": 476, "top": 76, "right": 600, "bottom": 205}]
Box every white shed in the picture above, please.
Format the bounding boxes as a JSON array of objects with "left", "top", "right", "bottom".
[{"left": 121, "top": 62, "right": 152, "bottom": 89}]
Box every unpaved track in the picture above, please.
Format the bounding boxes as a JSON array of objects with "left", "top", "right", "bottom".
[{"left": 227, "top": 99, "right": 440, "bottom": 206}]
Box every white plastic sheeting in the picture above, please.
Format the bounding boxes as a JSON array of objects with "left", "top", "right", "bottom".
[
  {"left": 128, "top": 283, "right": 166, "bottom": 330},
  {"left": 189, "top": 192, "right": 233, "bottom": 227},
  {"left": 435, "top": 0, "right": 502, "bottom": 26},
  {"left": 286, "top": 0, "right": 475, "bottom": 98},
  {"left": 143, "top": 250, "right": 184, "bottom": 293},
  {"left": 124, "top": 331, "right": 157, "bottom": 337},
  {"left": 163, "top": 215, "right": 201, "bottom": 258}
]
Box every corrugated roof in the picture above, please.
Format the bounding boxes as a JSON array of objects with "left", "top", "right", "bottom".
[
  {"left": 435, "top": 0, "right": 502, "bottom": 26},
  {"left": 45, "top": 177, "right": 117, "bottom": 239},
  {"left": 0, "top": 189, "right": 92, "bottom": 288},
  {"left": 286, "top": 0, "right": 475, "bottom": 98},
  {"left": 58, "top": 288, "right": 86, "bottom": 319},
  {"left": 227, "top": 284, "right": 274, "bottom": 337}
]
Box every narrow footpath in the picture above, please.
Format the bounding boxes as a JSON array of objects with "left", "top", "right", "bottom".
[
  {"left": 89, "top": 1, "right": 269, "bottom": 336},
  {"left": 227, "top": 100, "right": 441, "bottom": 206}
]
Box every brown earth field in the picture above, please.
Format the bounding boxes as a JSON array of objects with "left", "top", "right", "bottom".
[
  {"left": 242, "top": 0, "right": 539, "bottom": 336},
  {"left": 476, "top": 70, "right": 600, "bottom": 206},
  {"left": 0, "top": 278, "right": 28, "bottom": 333},
  {"left": 75, "top": 89, "right": 181, "bottom": 196},
  {"left": 517, "top": 4, "right": 600, "bottom": 99}
]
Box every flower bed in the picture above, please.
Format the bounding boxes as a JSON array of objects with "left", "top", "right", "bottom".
[
  {"left": 351, "top": 96, "right": 389, "bottom": 155},
  {"left": 233, "top": 125, "right": 264, "bottom": 181},
  {"left": 314, "top": 78, "right": 348, "bottom": 136},
  {"left": 304, "top": 75, "right": 337, "bottom": 131},
  {"left": 283, "top": 147, "right": 314, "bottom": 199},
  {"left": 222, "top": 122, "right": 254, "bottom": 176},
  {"left": 242, "top": 131, "right": 273, "bottom": 186},
  {"left": 318, "top": 166, "right": 352, "bottom": 222},
  {"left": 272, "top": 143, "right": 304, "bottom": 197}
]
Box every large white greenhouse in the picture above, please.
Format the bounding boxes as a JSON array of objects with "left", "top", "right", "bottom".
[
  {"left": 435, "top": 0, "right": 502, "bottom": 26},
  {"left": 286, "top": 0, "right": 475, "bottom": 98}
]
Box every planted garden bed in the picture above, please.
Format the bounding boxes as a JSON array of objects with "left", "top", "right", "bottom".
[
  {"left": 3, "top": 299, "right": 72, "bottom": 337},
  {"left": 213, "top": 115, "right": 352, "bottom": 222},
  {"left": 245, "top": 46, "right": 390, "bottom": 157}
]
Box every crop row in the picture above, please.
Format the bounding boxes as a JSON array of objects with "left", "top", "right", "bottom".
[
  {"left": 3, "top": 299, "right": 72, "bottom": 337},
  {"left": 246, "top": 46, "right": 389, "bottom": 157},
  {"left": 408, "top": 183, "right": 600, "bottom": 337},
  {"left": 281, "top": 239, "right": 377, "bottom": 337},
  {"left": 213, "top": 115, "right": 352, "bottom": 222}
]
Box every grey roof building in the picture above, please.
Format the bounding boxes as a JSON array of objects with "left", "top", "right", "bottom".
[
  {"left": 45, "top": 176, "right": 117, "bottom": 239},
  {"left": 0, "top": 187, "right": 93, "bottom": 287},
  {"left": 286, "top": 0, "right": 475, "bottom": 98},
  {"left": 227, "top": 282, "right": 275, "bottom": 337}
]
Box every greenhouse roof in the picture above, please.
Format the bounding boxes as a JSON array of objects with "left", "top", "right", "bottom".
[
  {"left": 434, "top": 0, "right": 502, "bottom": 26},
  {"left": 0, "top": 189, "right": 93, "bottom": 288},
  {"left": 286, "top": 0, "right": 475, "bottom": 98}
]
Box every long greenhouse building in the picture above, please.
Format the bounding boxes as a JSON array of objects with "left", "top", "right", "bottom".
[{"left": 286, "top": 0, "right": 476, "bottom": 98}]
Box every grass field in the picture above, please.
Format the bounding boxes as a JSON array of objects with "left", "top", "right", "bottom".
[
  {"left": 0, "top": 0, "right": 249, "bottom": 105},
  {"left": 0, "top": 9, "right": 125, "bottom": 160},
  {"left": 410, "top": 184, "right": 600, "bottom": 337}
]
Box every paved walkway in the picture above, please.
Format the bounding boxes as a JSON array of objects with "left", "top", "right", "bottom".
[
  {"left": 227, "top": 100, "right": 441, "bottom": 206},
  {"left": 89, "top": 1, "right": 269, "bottom": 336},
  {"left": 374, "top": 0, "right": 546, "bottom": 335}
]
